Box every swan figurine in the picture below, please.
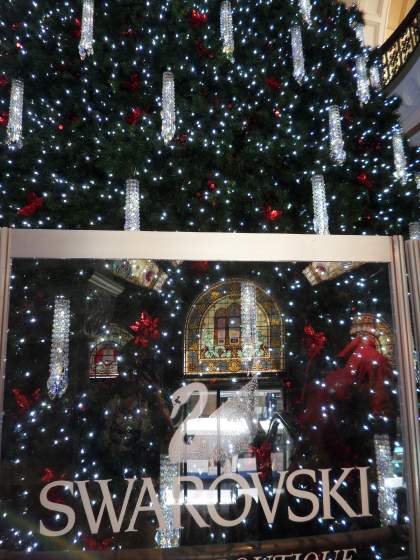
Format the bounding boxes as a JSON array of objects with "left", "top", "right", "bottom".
[{"left": 168, "top": 378, "right": 257, "bottom": 466}]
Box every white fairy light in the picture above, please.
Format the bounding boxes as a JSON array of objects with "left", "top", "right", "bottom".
[
  {"left": 47, "top": 297, "right": 70, "bottom": 400},
  {"left": 291, "top": 25, "right": 306, "bottom": 84},
  {"left": 370, "top": 63, "right": 382, "bottom": 90},
  {"left": 355, "top": 55, "right": 370, "bottom": 104},
  {"left": 298, "top": 0, "right": 312, "bottom": 26},
  {"left": 79, "top": 0, "right": 94, "bottom": 60},
  {"left": 6, "top": 79, "right": 24, "bottom": 148},
  {"left": 328, "top": 105, "right": 346, "bottom": 165},
  {"left": 161, "top": 71, "right": 176, "bottom": 145},
  {"left": 392, "top": 129, "right": 408, "bottom": 184},
  {"left": 241, "top": 281, "right": 257, "bottom": 372},
  {"left": 124, "top": 178, "right": 140, "bottom": 231},
  {"left": 374, "top": 435, "right": 398, "bottom": 526},
  {"left": 220, "top": 1, "right": 234, "bottom": 59},
  {"left": 311, "top": 175, "right": 330, "bottom": 235}
]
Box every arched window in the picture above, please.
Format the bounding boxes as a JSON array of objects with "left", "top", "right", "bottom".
[{"left": 184, "top": 279, "right": 284, "bottom": 377}]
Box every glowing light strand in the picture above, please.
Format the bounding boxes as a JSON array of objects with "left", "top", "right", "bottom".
[
  {"left": 161, "top": 71, "right": 176, "bottom": 145},
  {"left": 220, "top": 1, "right": 234, "bottom": 59},
  {"left": 47, "top": 297, "right": 71, "bottom": 400},
  {"left": 355, "top": 55, "right": 370, "bottom": 105},
  {"left": 291, "top": 25, "right": 306, "bottom": 84},
  {"left": 6, "top": 79, "right": 24, "bottom": 148},
  {"left": 328, "top": 105, "right": 346, "bottom": 165},
  {"left": 124, "top": 178, "right": 140, "bottom": 231},
  {"left": 312, "top": 175, "right": 330, "bottom": 235},
  {"left": 79, "top": 0, "right": 94, "bottom": 60}
]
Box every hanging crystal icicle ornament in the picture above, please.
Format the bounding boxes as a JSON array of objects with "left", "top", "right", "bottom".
[
  {"left": 79, "top": 0, "right": 94, "bottom": 60},
  {"left": 291, "top": 25, "right": 306, "bottom": 84},
  {"left": 355, "top": 55, "right": 370, "bottom": 104},
  {"left": 392, "top": 129, "right": 408, "bottom": 184},
  {"left": 311, "top": 175, "right": 330, "bottom": 235},
  {"left": 298, "top": 0, "right": 312, "bottom": 26},
  {"left": 370, "top": 63, "right": 382, "bottom": 90},
  {"left": 155, "top": 456, "right": 180, "bottom": 549},
  {"left": 47, "top": 297, "right": 71, "bottom": 400},
  {"left": 354, "top": 22, "right": 365, "bottom": 48},
  {"left": 241, "top": 281, "right": 257, "bottom": 374},
  {"left": 374, "top": 434, "right": 398, "bottom": 526},
  {"left": 6, "top": 79, "right": 24, "bottom": 148},
  {"left": 124, "top": 178, "right": 140, "bottom": 231},
  {"left": 328, "top": 105, "right": 346, "bottom": 165},
  {"left": 161, "top": 71, "right": 176, "bottom": 145},
  {"left": 220, "top": 1, "right": 234, "bottom": 60}
]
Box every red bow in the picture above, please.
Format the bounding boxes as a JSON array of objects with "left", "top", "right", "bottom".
[
  {"left": 130, "top": 311, "right": 160, "bottom": 347},
  {"left": 190, "top": 9, "right": 208, "bottom": 28},
  {"left": 0, "top": 111, "right": 9, "bottom": 126},
  {"left": 263, "top": 205, "right": 283, "bottom": 221},
  {"left": 265, "top": 76, "right": 282, "bottom": 91},
  {"left": 303, "top": 325, "right": 327, "bottom": 361},
  {"left": 126, "top": 107, "right": 144, "bottom": 125},
  {"left": 122, "top": 73, "right": 141, "bottom": 92},
  {"left": 17, "top": 192, "right": 44, "bottom": 217},
  {"left": 12, "top": 388, "right": 41, "bottom": 413}
]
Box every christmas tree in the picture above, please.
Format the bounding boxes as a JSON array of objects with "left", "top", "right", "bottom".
[{"left": 0, "top": 1, "right": 416, "bottom": 558}]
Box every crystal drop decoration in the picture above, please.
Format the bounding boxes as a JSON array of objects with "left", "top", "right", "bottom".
[
  {"left": 328, "top": 105, "right": 346, "bottom": 165},
  {"left": 311, "top": 175, "right": 330, "bottom": 235},
  {"left": 161, "top": 71, "right": 176, "bottom": 145},
  {"left": 155, "top": 456, "right": 180, "bottom": 549},
  {"left": 124, "top": 178, "right": 140, "bottom": 231},
  {"left": 47, "top": 297, "right": 71, "bottom": 400},
  {"left": 298, "top": 0, "right": 312, "bottom": 26},
  {"left": 355, "top": 55, "right": 370, "bottom": 104},
  {"left": 79, "top": 0, "right": 94, "bottom": 60},
  {"left": 6, "top": 79, "right": 24, "bottom": 148},
  {"left": 241, "top": 281, "right": 257, "bottom": 372},
  {"left": 291, "top": 25, "right": 306, "bottom": 84},
  {"left": 370, "top": 63, "right": 382, "bottom": 90},
  {"left": 392, "top": 129, "right": 408, "bottom": 185},
  {"left": 354, "top": 22, "right": 365, "bottom": 48},
  {"left": 374, "top": 435, "right": 398, "bottom": 526},
  {"left": 220, "top": 1, "right": 234, "bottom": 59},
  {"left": 409, "top": 222, "right": 420, "bottom": 240}
]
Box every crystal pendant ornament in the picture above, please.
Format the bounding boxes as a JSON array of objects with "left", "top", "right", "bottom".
[
  {"left": 220, "top": 1, "right": 234, "bottom": 60},
  {"left": 374, "top": 435, "right": 397, "bottom": 526},
  {"left": 370, "top": 63, "right": 382, "bottom": 90},
  {"left": 298, "top": 0, "right": 312, "bottom": 26},
  {"left": 328, "top": 105, "right": 346, "bottom": 165},
  {"left": 124, "top": 178, "right": 140, "bottom": 231},
  {"left": 6, "top": 79, "right": 24, "bottom": 148},
  {"left": 409, "top": 222, "right": 420, "bottom": 240},
  {"left": 392, "top": 129, "right": 408, "bottom": 184},
  {"left": 79, "top": 0, "right": 94, "bottom": 60},
  {"left": 311, "top": 175, "right": 330, "bottom": 235},
  {"left": 355, "top": 55, "right": 370, "bottom": 104},
  {"left": 161, "top": 71, "right": 176, "bottom": 145},
  {"left": 354, "top": 22, "right": 365, "bottom": 48},
  {"left": 47, "top": 297, "right": 71, "bottom": 400},
  {"left": 291, "top": 25, "right": 306, "bottom": 84},
  {"left": 241, "top": 281, "right": 257, "bottom": 372}
]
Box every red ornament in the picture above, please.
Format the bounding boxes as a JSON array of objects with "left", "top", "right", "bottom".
[
  {"left": 189, "top": 9, "right": 208, "bottom": 28},
  {"left": 357, "top": 170, "right": 373, "bottom": 189},
  {"left": 274, "top": 108, "right": 281, "bottom": 118},
  {"left": 302, "top": 325, "right": 327, "bottom": 361},
  {"left": 175, "top": 133, "right": 188, "bottom": 145},
  {"left": 0, "top": 77, "right": 9, "bottom": 87},
  {"left": 265, "top": 76, "right": 282, "bottom": 91},
  {"left": 263, "top": 205, "right": 283, "bottom": 221},
  {"left": 72, "top": 18, "right": 81, "bottom": 38},
  {"left": 58, "top": 123, "right": 64, "bottom": 130},
  {"left": 130, "top": 311, "right": 160, "bottom": 348},
  {"left": 196, "top": 40, "right": 214, "bottom": 59},
  {"left": 126, "top": 107, "right": 144, "bottom": 125},
  {"left": 207, "top": 179, "right": 217, "bottom": 191},
  {"left": 12, "top": 388, "right": 41, "bottom": 413},
  {"left": 18, "top": 192, "right": 44, "bottom": 217},
  {"left": 16, "top": 42, "right": 22, "bottom": 49},
  {"left": 0, "top": 111, "right": 9, "bottom": 126},
  {"left": 191, "top": 261, "right": 210, "bottom": 272},
  {"left": 11, "top": 22, "right": 20, "bottom": 31},
  {"left": 41, "top": 468, "right": 57, "bottom": 483},
  {"left": 121, "top": 73, "right": 141, "bottom": 92}
]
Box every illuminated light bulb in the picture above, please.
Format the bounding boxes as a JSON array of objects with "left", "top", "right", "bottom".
[
  {"left": 328, "top": 105, "right": 346, "bottom": 165},
  {"left": 291, "top": 25, "right": 306, "bottom": 84},
  {"left": 392, "top": 129, "right": 408, "bottom": 185},
  {"left": 47, "top": 297, "right": 70, "bottom": 400},
  {"left": 6, "top": 79, "right": 24, "bottom": 148},
  {"left": 311, "top": 175, "right": 330, "bottom": 235},
  {"left": 220, "top": 1, "right": 234, "bottom": 60},
  {"left": 355, "top": 55, "right": 370, "bottom": 105},
  {"left": 79, "top": 0, "right": 94, "bottom": 60},
  {"left": 124, "top": 178, "right": 140, "bottom": 231},
  {"left": 161, "top": 71, "right": 176, "bottom": 144}
]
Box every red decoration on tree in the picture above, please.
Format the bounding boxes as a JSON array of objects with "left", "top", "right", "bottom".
[
  {"left": 265, "top": 76, "right": 282, "bottom": 91},
  {"left": 249, "top": 440, "right": 272, "bottom": 480},
  {"left": 274, "top": 108, "right": 281, "bottom": 118},
  {"left": 12, "top": 388, "right": 41, "bottom": 413},
  {"left": 126, "top": 107, "right": 144, "bottom": 125},
  {"left": 83, "top": 537, "right": 113, "bottom": 551},
  {"left": 17, "top": 192, "right": 44, "bottom": 217},
  {"left": 302, "top": 325, "right": 327, "bottom": 362},
  {"left": 263, "top": 205, "right": 283, "bottom": 221},
  {"left": 0, "top": 112, "right": 9, "bottom": 126},
  {"left": 175, "top": 133, "right": 188, "bottom": 145},
  {"left": 196, "top": 40, "right": 214, "bottom": 59},
  {"left": 0, "top": 77, "right": 9, "bottom": 87},
  {"left": 189, "top": 9, "right": 208, "bottom": 28},
  {"left": 72, "top": 18, "right": 81, "bottom": 38},
  {"left": 121, "top": 73, "right": 141, "bottom": 92},
  {"left": 191, "top": 261, "right": 210, "bottom": 272},
  {"left": 207, "top": 179, "right": 217, "bottom": 191},
  {"left": 121, "top": 27, "right": 136, "bottom": 37},
  {"left": 41, "top": 468, "right": 57, "bottom": 483},
  {"left": 357, "top": 170, "right": 374, "bottom": 189},
  {"left": 130, "top": 312, "right": 160, "bottom": 347}
]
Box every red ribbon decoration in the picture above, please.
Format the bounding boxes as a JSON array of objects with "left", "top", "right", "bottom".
[
  {"left": 12, "top": 388, "right": 41, "bottom": 413},
  {"left": 0, "top": 77, "right": 10, "bottom": 87},
  {"left": 126, "top": 107, "right": 145, "bottom": 125},
  {"left": 189, "top": 9, "right": 208, "bottom": 28},
  {"left": 0, "top": 111, "right": 9, "bottom": 126},
  {"left": 122, "top": 73, "right": 141, "bottom": 92},
  {"left": 263, "top": 205, "right": 283, "bottom": 222},
  {"left": 41, "top": 468, "right": 57, "bottom": 483},
  {"left": 72, "top": 18, "right": 81, "bottom": 38},
  {"left": 265, "top": 76, "right": 282, "bottom": 91},
  {"left": 17, "top": 192, "right": 44, "bottom": 217},
  {"left": 357, "top": 170, "right": 374, "bottom": 189},
  {"left": 130, "top": 311, "right": 160, "bottom": 347},
  {"left": 302, "top": 325, "right": 327, "bottom": 362}
]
